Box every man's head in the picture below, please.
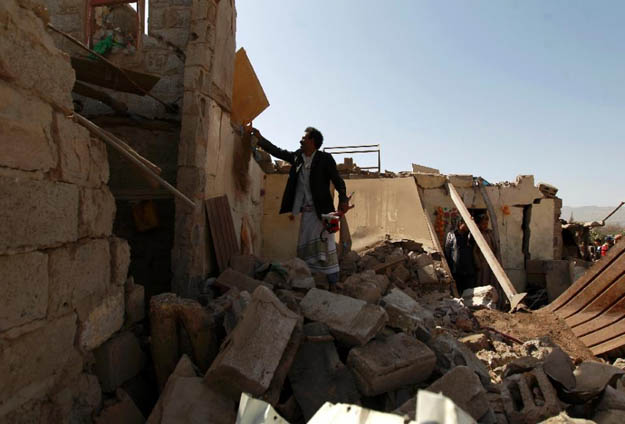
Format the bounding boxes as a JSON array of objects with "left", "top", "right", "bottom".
[
  {"left": 457, "top": 221, "right": 468, "bottom": 234},
  {"left": 300, "top": 127, "right": 324, "bottom": 152},
  {"left": 476, "top": 214, "right": 489, "bottom": 231}
]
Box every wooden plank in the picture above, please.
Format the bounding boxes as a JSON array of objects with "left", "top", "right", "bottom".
[
  {"left": 447, "top": 183, "right": 526, "bottom": 310},
  {"left": 71, "top": 56, "right": 160, "bottom": 95},
  {"left": 205, "top": 196, "right": 239, "bottom": 273},
  {"left": 231, "top": 48, "right": 269, "bottom": 126}
]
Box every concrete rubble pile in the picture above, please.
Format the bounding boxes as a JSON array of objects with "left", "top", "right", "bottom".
[{"left": 137, "top": 239, "right": 625, "bottom": 424}]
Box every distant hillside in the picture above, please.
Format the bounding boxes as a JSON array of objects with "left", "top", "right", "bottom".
[{"left": 561, "top": 205, "right": 625, "bottom": 225}]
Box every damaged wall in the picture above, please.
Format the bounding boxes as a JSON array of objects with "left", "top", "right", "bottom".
[
  {"left": 416, "top": 174, "right": 562, "bottom": 292},
  {"left": 0, "top": 0, "right": 130, "bottom": 420}
]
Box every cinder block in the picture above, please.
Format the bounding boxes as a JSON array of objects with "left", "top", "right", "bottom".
[
  {"left": 0, "top": 82, "right": 56, "bottom": 172},
  {"left": 0, "top": 251, "right": 48, "bottom": 331},
  {"left": 48, "top": 239, "right": 111, "bottom": 319},
  {"left": 0, "top": 177, "right": 78, "bottom": 252},
  {"left": 299, "top": 288, "right": 388, "bottom": 346},
  {"left": 205, "top": 286, "right": 301, "bottom": 400},
  {"left": 78, "top": 286, "right": 125, "bottom": 351},
  {"left": 95, "top": 332, "right": 146, "bottom": 392},
  {"left": 78, "top": 187, "right": 115, "bottom": 238},
  {"left": 381, "top": 288, "right": 434, "bottom": 337},
  {"left": 110, "top": 237, "right": 130, "bottom": 287},
  {"left": 347, "top": 333, "right": 436, "bottom": 396}
]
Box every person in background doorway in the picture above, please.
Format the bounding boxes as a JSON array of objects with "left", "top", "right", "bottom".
[{"left": 444, "top": 220, "right": 476, "bottom": 295}]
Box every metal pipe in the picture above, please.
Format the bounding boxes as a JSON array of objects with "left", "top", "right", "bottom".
[{"left": 74, "top": 113, "right": 196, "bottom": 208}]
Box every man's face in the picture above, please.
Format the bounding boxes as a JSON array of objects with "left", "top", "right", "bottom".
[
  {"left": 300, "top": 131, "right": 315, "bottom": 150},
  {"left": 458, "top": 222, "right": 468, "bottom": 234}
]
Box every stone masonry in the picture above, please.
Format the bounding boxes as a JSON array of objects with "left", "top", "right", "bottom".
[{"left": 0, "top": 0, "right": 128, "bottom": 420}]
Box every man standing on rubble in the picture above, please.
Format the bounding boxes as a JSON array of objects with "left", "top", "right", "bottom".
[{"left": 249, "top": 127, "right": 350, "bottom": 290}]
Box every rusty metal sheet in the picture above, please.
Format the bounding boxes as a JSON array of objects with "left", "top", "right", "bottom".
[
  {"left": 543, "top": 242, "right": 625, "bottom": 355},
  {"left": 205, "top": 195, "right": 239, "bottom": 273},
  {"left": 70, "top": 56, "right": 160, "bottom": 95}
]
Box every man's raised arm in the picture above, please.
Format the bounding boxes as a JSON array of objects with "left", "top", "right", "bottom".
[{"left": 250, "top": 128, "right": 297, "bottom": 164}]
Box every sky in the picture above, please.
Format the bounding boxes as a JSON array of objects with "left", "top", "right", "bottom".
[{"left": 235, "top": 0, "right": 625, "bottom": 207}]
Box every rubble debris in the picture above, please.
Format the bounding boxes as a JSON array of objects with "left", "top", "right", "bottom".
[
  {"left": 543, "top": 347, "right": 576, "bottom": 391},
  {"left": 281, "top": 257, "right": 316, "bottom": 289},
  {"left": 299, "top": 288, "right": 388, "bottom": 346},
  {"left": 462, "top": 285, "right": 499, "bottom": 309},
  {"left": 381, "top": 288, "right": 434, "bottom": 340},
  {"left": 428, "top": 332, "right": 491, "bottom": 386},
  {"left": 94, "top": 331, "right": 146, "bottom": 393},
  {"left": 205, "top": 286, "right": 302, "bottom": 403},
  {"left": 342, "top": 270, "right": 390, "bottom": 303},
  {"left": 288, "top": 323, "right": 360, "bottom": 421},
  {"left": 347, "top": 333, "right": 436, "bottom": 396},
  {"left": 562, "top": 361, "right": 625, "bottom": 403},
  {"left": 95, "top": 389, "right": 144, "bottom": 424},
  {"left": 459, "top": 333, "right": 491, "bottom": 352},
  {"left": 216, "top": 268, "right": 273, "bottom": 293},
  {"left": 149, "top": 293, "right": 218, "bottom": 389}
]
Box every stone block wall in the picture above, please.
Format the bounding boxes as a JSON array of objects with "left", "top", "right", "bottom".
[
  {"left": 0, "top": 1, "right": 128, "bottom": 420},
  {"left": 173, "top": 0, "right": 267, "bottom": 298}
]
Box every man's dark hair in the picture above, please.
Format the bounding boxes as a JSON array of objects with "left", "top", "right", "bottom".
[{"left": 305, "top": 127, "right": 324, "bottom": 149}]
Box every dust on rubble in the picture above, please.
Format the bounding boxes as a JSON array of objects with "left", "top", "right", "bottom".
[{"left": 473, "top": 308, "right": 596, "bottom": 363}]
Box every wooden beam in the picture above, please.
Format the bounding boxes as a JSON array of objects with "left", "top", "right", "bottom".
[
  {"left": 447, "top": 182, "right": 526, "bottom": 311},
  {"left": 74, "top": 113, "right": 195, "bottom": 208}
]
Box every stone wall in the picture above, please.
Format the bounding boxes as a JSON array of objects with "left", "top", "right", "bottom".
[
  {"left": 0, "top": 0, "right": 129, "bottom": 421},
  {"left": 173, "top": 0, "right": 267, "bottom": 298},
  {"left": 416, "top": 174, "right": 562, "bottom": 292}
]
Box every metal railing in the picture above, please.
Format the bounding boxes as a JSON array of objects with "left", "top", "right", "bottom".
[{"left": 323, "top": 144, "right": 381, "bottom": 174}]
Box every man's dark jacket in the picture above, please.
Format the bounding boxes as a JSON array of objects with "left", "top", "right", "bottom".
[{"left": 257, "top": 136, "right": 348, "bottom": 218}]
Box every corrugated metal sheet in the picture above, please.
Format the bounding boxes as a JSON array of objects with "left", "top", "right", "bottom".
[{"left": 543, "top": 242, "right": 625, "bottom": 354}]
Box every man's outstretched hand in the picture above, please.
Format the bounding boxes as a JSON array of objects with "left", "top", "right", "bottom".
[{"left": 338, "top": 202, "right": 353, "bottom": 214}]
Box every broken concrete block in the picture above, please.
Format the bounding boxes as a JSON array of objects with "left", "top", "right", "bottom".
[
  {"left": 392, "top": 264, "right": 411, "bottom": 283},
  {"left": 95, "top": 390, "right": 144, "bottom": 424},
  {"left": 415, "top": 173, "right": 446, "bottom": 189},
  {"left": 426, "top": 366, "right": 490, "bottom": 420},
  {"left": 427, "top": 333, "right": 491, "bottom": 386},
  {"left": 216, "top": 268, "right": 273, "bottom": 293},
  {"left": 448, "top": 174, "right": 474, "bottom": 188},
  {"left": 150, "top": 294, "right": 218, "bottom": 389},
  {"left": 462, "top": 285, "right": 499, "bottom": 309},
  {"left": 78, "top": 287, "right": 124, "bottom": 351},
  {"left": 125, "top": 281, "right": 145, "bottom": 325},
  {"left": 381, "top": 288, "right": 434, "bottom": 339},
  {"left": 282, "top": 257, "right": 315, "bottom": 289},
  {"left": 300, "top": 288, "right": 388, "bottom": 346},
  {"left": 342, "top": 270, "right": 389, "bottom": 304},
  {"left": 95, "top": 332, "right": 146, "bottom": 393},
  {"left": 275, "top": 289, "right": 302, "bottom": 315},
  {"left": 347, "top": 333, "right": 436, "bottom": 396},
  {"left": 459, "top": 333, "right": 490, "bottom": 352},
  {"left": 288, "top": 323, "right": 360, "bottom": 421},
  {"left": 501, "top": 367, "right": 561, "bottom": 423},
  {"left": 205, "top": 286, "right": 301, "bottom": 401},
  {"left": 149, "top": 376, "right": 235, "bottom": 424},
  {"left": 222, "top": 290, "right": 252, "bottom": 334}
]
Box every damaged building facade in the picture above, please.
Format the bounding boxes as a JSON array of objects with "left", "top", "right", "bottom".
[{"left": 3, "top": 0, "right": 624, "bottom": 423}]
